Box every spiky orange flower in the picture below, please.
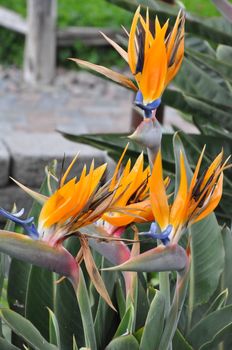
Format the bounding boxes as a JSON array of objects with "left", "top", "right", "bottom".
[
  {"left": 38, "top": 156, "right": 116, "bottom": 245},
  {"left": 149, "top": 148, "right": 229, "bottom": 244},
  {"left": 103, "top": 144, "right": 153, "bottom": 227},
  {"left": 70, "top": 7, "right": 185, "bottom": 117}
]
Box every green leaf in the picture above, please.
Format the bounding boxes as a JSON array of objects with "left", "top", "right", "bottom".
[
  {"left": 188, "top": 216, "right": 224, "bottom": 308},
  {"left": 25, "top": 267, "right": 54, "bottom": 341},
  {"left": 0, "top": 337, "right": 20, "bottom": 350},
  {"left": 139, "top": 290, "right": 165, "bottom": 350},
  {"left": 114, "top": 304, "right": 135, "bottom": 339},
  {"left": 135, "top": 274, "right": 149, "bottom": 330},
  {"left": 0, "top": 308, "right": 57, "bottom": 350},
  {"left": 106, "top": 334, "right": 139, "bottom": 350},
  {"left": 55, "top": 236, "right": 84, "bottom": 350},
  {"left": 174, "top": 58, "right": 232, "bottom": 108},
  {"left": 115, "top": 280, "right": 126, "bottom": 319},
  {"left": 76, "top": 269, "right": 97, "bottom": 350},
  {"left": 203, "top": 289, "right": 228, "bottom": 316},
  {"left": 216, "top": 44, "right": 232, "bottom": 64},
  {"left": 163, "top": 89, "right": 232, "bottom": 131},
  {"left": 7, "top": 259, "right": 31, "bottom": 348},
  {"left": 221, "top": 227, "right": 232, "bottom": 305},
  {"left": 173, "top": 330, "right": 193, "bottom": 350},
  {"left": 187, "top": 305, "right": 232, "bottom": 349},
  {"left": 94, "top": 258, "right": 119, "bottom": 349},
  {"left": 55, "top": 279, "right": 84, "bottom": 350},
  {"left": 48, "top": 308, "right": 61, "bottom": 349},
  {"left": 186, "top": 48, "right": 232, "bottom": 83}
]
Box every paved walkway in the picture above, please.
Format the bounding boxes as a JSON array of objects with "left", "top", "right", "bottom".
[
  {"left": 0, "top": 67, "right": 133, "bottom": 134},
  {"left": 0, "top": 66, "right": 196, "bottom": 134}
]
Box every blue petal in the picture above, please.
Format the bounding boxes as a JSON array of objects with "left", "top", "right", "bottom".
[
  {"left": 0, "top": 208, "right": 39, "bottom": 239},
  {"left": 135, "top": 91, "right": 161, "bottom": 118},
  {"left": 140, "top": 223, "right": 172, "bottom": 245}
]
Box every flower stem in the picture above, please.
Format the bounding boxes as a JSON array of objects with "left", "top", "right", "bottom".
[
  {"left": 159, "top": 271, "right": 171, "bottom": 316},
  {"left": 159, "top": 270, "right": 172, "bottom": 350}
]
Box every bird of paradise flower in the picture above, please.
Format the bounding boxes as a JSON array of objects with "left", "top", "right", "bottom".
[{"left": 70, "top": 7, "right": 185, "bottom": 117}]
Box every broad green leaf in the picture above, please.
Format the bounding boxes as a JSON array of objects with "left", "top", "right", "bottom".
[
  {"left": 114, "top": 304, "right": 135, "bottom": 338},
  {"left": 48, "top": 308, "right": 61, "bottom": 349},
  {"left": 200, "top": 322, "right": 232, "bottom": 350},
  {"left": 221, "top": 227, "right": 232, "bottom": 305},
  {"left": 0, "top": 213, "right": 16, "bottom": 338},
  {"left": 7, "top": 259, "right": 31, "bottom": 348},
  {"left": 94, "top": 258, "right": 119, "bottom": 350},
  {"left": 106, "top": 334, "right": 139, "bottom": 350},
  {"left": 174, "top": 59, "right": 232, "bottom": 108},
  {"left": 216, "top": 44, "right": 232, "bottom": 64},
  {"left": 0, "top": 309, "right": 57, "bottom": 350},
  {"left": 55, "top": 279, "right": 84, "bottom": 350},
  {"left": 163, "top": 89, "right": 232, "bottom": 131},
  {"left": 187, "top": 305, "right": 232, "bottom": 349},
  {"left": 55, "top": 236, "right": 84, "bottom": 350},
  {"left": 115, "top": 280, "right": 126, "bottom": 319},
  {"left": 140, "top": 290, "right": 165, "bottom": 350},
  {"left": 0, "top": 337, "right": 20, "bottom": 349},
  {"left": 134, "top": 274, "right": 149, "bottom": 330},
  {"left": 76, "top": 269, "right": 97, "bottom": 350},
  {"left": 173, "top": 330, "right": 193, "bottom": 350},
  {"left": 25, "top": 266, "right": 54, "bottom": 341},
  {"left": 203, "top": 289, "right": 228, "bottom": 316},
  {"left": 188, "top": 217, "right": 224, "bottom": 308},
  {"left": 186, "top": 48, "right": 232, "bottom": 83}
]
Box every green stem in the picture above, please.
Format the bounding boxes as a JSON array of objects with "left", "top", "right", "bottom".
[
  {"left": 187, "top": 231, "right": 194, "bottom": 333},
  {"left": 159, "top": 271, "right": 172, "bottom": 350},
  {"left": 159, "top": 271, "right": 171, "bottom": 316},
  {"left": 76, "top": 269, "right": 97, "bottom": 350}
]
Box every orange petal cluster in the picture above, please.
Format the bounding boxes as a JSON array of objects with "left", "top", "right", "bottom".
[
  {"left": 149, "top": 148, "right": 228, "bottom": 241},
  {"left": 103, "top": 144, "right": 153, "bottom": 227},
  {"left": 39, "top": 156, "right": 110, "bottom": 237},
  {"left": 70, "top": 7, "right": 185, "bottom": 105}
]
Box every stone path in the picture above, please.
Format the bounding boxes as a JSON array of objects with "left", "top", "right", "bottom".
[{"left": 0, "top": 66, "right": 197, "bottom": 219}]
